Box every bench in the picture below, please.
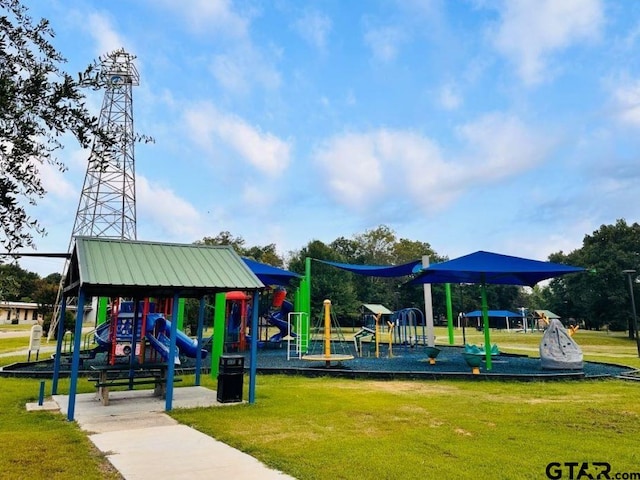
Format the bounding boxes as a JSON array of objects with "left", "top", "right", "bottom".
[{"left": 90, "top": 363, "right": 181, "bottom": 406}]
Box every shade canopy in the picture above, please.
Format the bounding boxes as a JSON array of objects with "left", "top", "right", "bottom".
[
  {"left": 411, "top": 251, "right": 584, "bottom": 287},
  {"left": 242, "top": 257, "right": 301, "bottom": 286},
  {"left": 317, "top": 259, "right": 422, "bottom": 277}
]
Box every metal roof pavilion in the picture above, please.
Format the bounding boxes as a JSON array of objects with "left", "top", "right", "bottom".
[{"left": 53, "top": 237, "right": 265, "bottom": 421}]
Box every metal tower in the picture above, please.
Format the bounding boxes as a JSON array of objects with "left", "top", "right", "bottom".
[
  {"left": 72, "top": 49, "right": 139, "bottom": 239},
  {"left": 48, "top": 50, "right": 140, "bottom": 340}
]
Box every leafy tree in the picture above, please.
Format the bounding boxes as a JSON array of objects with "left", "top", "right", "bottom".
[
  {"left": 0, "top": 262, "right": 38, "bottom": 301},
  {"left": 196, "top": 231, "right": 284, "bottom": 267},
  {"left": 0, "top": 0, "right": 115, "bottom": 252},
  {"left": 547, "top": 219, "right": 640, "bottom": 333},
  {"left": 288, "top": 240, "right": 360, "bottom": 325}
]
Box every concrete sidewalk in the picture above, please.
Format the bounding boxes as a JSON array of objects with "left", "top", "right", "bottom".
[{"left": 36, "top": 387, "right": 295, "bottom": 480}]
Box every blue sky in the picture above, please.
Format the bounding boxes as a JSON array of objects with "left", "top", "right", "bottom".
[{"left": 18, "top": 0, "right": 640, "bottom": 276}]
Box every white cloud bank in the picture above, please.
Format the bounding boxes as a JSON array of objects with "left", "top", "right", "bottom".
[
  {"left": 313, "top": 113, "right": 552, "bottom": 214},
  {"left": 491, "top": 0, "right": 603, "bottom": 85},
  {"left": 183, "top": 102, "right": 292, "bottom": 177}
]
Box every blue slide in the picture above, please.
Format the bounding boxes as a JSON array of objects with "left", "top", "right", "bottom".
[
  {"left": 94, "top": 313, "right": 207, "bottom": 364},
  {"left": 267, "top": 300, "right": 296, "bottom": 342}
]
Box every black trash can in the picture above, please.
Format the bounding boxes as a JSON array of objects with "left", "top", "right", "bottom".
[{"left": 217, "top": 355, "right": 244, "bottom": 403}]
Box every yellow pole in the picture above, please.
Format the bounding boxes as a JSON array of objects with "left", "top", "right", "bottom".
[
  {"left": 324, "top": 299, "right": 331, "bottom": 367},
  {"left": 387, "top": 321, "right": 394, "bottom": 358}
]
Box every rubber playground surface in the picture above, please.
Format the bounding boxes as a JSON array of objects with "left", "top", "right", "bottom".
[
  {"left": 239, "top": 341, "right": 636, "bottom": 381},
  {"left": 2, "top": 341, "right": 636, "bottom": 381}
]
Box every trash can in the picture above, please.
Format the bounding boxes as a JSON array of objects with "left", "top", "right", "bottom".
[{"left": 217, "top": 355, "right": 244, "bottom": 403}]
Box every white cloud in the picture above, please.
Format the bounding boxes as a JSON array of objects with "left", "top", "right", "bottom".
[
  {"left": 363, "top": 25, "right": 406, "bottom": 62},
  {"left": 491, "top": 0, "right": 603, "bottom": 85},
  {"left": 183, "top": 102, "right": 291, "bottom": 177},
  {"left": 39, "top": 161, "right": 76, "bottom": 199},
  {"left": 210, "top": 44, "right": 281, "bottom": 93},
  {"left": 85, "top": 12, "right": 129, "bottom": 56},
  {"left": 156, "top": 0, "right": 249, "bottom": 38},
  {"left": 611, "top": 79, "right": 640, "bottom": 127},
  {"left": 314, "top": 114, "right": 551, "bottom": 214},
  {"left": 455, "top": 112, "right": 552, "bottom": 179},
  {"left": 292, "top": 10, "right": 332, "bottom": 51},
  {"left": 438, "top": 83, "right": 463, "bottom": 110},
  {"left": 136, "top": 176, "right": 203, "bottom": 240}
]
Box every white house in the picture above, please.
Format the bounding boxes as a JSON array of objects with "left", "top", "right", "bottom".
[{"left": 0, "top": 301, "right": 42, "bottom": 325}]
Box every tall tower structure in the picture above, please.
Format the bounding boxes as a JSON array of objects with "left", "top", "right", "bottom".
[
  {"left": 72, "top": 49, "right": 139, "bottom": 239},
  {"left": 48, "top": 50, "right": 140, "bottom": 340}
]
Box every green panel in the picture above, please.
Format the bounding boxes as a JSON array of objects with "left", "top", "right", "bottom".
[
  {"left": 177, "top": 298, "right": 185, "bottom": 331},
  {"left": 211, "top": 292, "right": 226, "bottom": 378},
  {"left": 97, "top": 297, "right": 108, "bottom": 326}
]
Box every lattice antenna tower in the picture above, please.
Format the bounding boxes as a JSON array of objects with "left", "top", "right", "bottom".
[
  {"left": 48, "top": 50, "right": 140, "bottom": 341},
  {"left": 72, "top": 49, "right": 139, "bottom": 239}
]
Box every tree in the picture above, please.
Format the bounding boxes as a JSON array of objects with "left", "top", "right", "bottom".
[
  {"left": 288, "top": 239, "right": 360, "bottom": 325},
  {"left": 196, "top": 231, "right": 284, "bottom": 267},
  {"left": 0, "top": 0, "right": 113, "bottom": 252},
  {"left": 547, "top": 219, "right": 640, "bottom": 332}
]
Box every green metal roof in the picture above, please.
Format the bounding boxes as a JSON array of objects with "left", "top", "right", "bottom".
[
  {"left": 362, "top": 304, "right": 393, "bottom": 315},
  {"left": 63, "top": 237, "right": 264, "bottom": 297}
]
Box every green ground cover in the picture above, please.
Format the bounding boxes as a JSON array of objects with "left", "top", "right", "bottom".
[
  {"left": 0, "top": 377, "right": 121, "bottom": 479},
  {"left": 1, "top": 327, "right": 639, "bottom": 479},
  {"left": 172, "top": 376, "right": 640, "bottom": 480}
]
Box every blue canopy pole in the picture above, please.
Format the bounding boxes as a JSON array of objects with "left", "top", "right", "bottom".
[
  {"left": 67, "top": 289, "right": 86, "bottom": 421},
  {"left": 165, "top": 293, "right": 180, "bottom": 412},
  {"left": 481, "top": 283, "right": 492, "bottom": 370},
  {"left": 249, "top": 289, "right": 259, "bottom": 404},
  {"left": 51, "top": 295, "right": 67, "bottom": 395},
  {"left": 195, "top": 296, "right": 205, "bottom": 386}
]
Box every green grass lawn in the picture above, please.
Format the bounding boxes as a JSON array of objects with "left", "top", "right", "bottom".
[
  {"left": 1, "top": 327, "right": 639, "bottom": 479},
  {"left": 172, "top": 375, "right": 640, "bottom": 480},
  {"left": 0, "top": 376, "right": 121, "bottom": 479}
]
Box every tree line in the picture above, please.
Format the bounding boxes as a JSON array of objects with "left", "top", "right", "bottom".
[
  {"left": 193, "top": 222, "right": 640, "bottom": 333},
  {"left": 2, "top": 220, "right": 639, "bottom": 335}
]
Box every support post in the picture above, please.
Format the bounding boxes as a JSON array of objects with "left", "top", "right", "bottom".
[
  {"left": 422, "top": 256, "right": 435, "bottom": 347},
  {"left": 51, "top": 295, "right": 67, "bottom": 395},
  {"left": 67, "top": 289, "right": 86, "bottom": 421},
  {"left": 195, "top": 297, "right": 205, "bottom": 386},
  {"left": 211, "top": 292, "right": 226, "bottom": 379},
  {"left": 445, "top": 283, "right": 454, "bottom": 345},
  {"left": 481, "top": 284, "right": 492, "bottom": 371},
  {"left": 165, "top": 293, "right": 180, "bottom": 412},
  {"left": 249, "top": 290, "right": 259, "bottom": 404}
]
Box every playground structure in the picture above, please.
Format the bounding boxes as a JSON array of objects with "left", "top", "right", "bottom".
[
  {"left": 303, "top": 299, "right": 354, "bottom": 367},
  {"left": 223, "top": 287, "right": 303, "bottom": 352},
  {"left": 352, "top": 306, "right": 429, "bottom": 358},
  {"left": 539, "top": 318, "right": 583, "bottom": 369},
  {"left": 93, "top": 299, "right": 207, "bottom": 365}
]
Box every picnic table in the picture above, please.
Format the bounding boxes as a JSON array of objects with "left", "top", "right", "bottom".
[{"left": 89, "top": 362, "right": 179, "bottom": 406}]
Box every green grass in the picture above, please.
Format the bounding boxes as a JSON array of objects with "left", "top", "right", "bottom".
[
  {"left": 171, "top": 376, "right": 640, "bottom": 480},
  {"left": 0, "top": 377, "right": 121, "bottom": 479},
  {"left": 1, "top": 328, "right": 640, "bottom": 479}
]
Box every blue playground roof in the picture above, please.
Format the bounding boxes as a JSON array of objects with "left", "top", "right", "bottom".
[
  {"left": 242, "top": 257, "right": 301, "bottom": 286},
  {"left": 317, "top": 259, "right": 422, "bottom": 277}
]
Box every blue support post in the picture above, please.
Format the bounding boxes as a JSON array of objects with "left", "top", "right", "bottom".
[
  {"left": 165, "top": 293, "right": 180, "bottom": 412},
  {"left": 67, "top": 289, "right": 86, "bottom": 421},
  {"left": 248, "top": 290, "right": 259, "bottom": 404},
  {"left": 51, "top": 295, "right": 67, "bottom": 395},
  {"left": 195, "top": 297, "right": 205, "bottom": 386}
]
